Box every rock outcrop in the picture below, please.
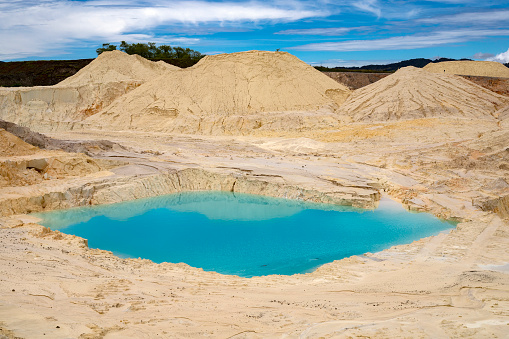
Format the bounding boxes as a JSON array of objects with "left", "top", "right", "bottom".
[{"left": 0, "top": 167, "right": 379, "bottom": 217}]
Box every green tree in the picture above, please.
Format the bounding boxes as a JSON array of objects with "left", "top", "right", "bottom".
[
  {"left": 96, "top": 43, "right": 117, "bottom": 55},
  {"left": 97, "top": 42, "right": 205, "bottom": 68}
]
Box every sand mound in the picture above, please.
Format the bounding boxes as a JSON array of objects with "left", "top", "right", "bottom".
[
  {"left": 0, "top": 128, "right": 115, "bottom": 188},
  {"left": 424, "top": 61, "right": 509, "bottom": 78},
  {"left": 57, "top": 50, "right": 177, "bottom": 86},
  {"left": 0, "top": 128, "right": 38, "bottom": 156},
  {"left": 85, "top": 51, "right": 351, "bottom": 134},
  {"left": 340, "top": 66, "right": 509, "bottom": 122}
]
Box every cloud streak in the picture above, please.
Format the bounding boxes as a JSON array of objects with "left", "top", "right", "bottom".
[
  {"left": 291, "top": 29, "right": 509, "bottom": 51},
  {"left": 352, "top": 0, "right": 381, "bottom": 18},
  {"left": 418, "top": 10, "right": 509, "bottom": 25},
  {"left": 275, "top": 27, "right": 368, "bottom": 36}
]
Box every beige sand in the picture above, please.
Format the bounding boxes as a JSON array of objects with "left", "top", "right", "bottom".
[
  {"left": 497, "top": 104, "right": 509, "bottom": 128},
  {"left": 0, "top": 128, "right": 38, "bottom": 156},
  {"left": 340, "top": 66, "right": 509, "bottom": 122},
  {"left": 424, "top": 60, "right": 509, "bottom": 78},
  {"left": 84, "top": 51, "right": 351, "bottom": 134},
  {"left": 0, "top": 51, "right": 509, "bottom": 338},
  {"left": 57, "top": 50, "right": 177, "bottom": 86},
  {"left": 1, "top": 125, "right": 509, "bottom": 338}
]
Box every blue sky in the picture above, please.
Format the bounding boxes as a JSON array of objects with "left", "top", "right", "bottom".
[{"left": 1, "top": 0, "right": 508, "bottom": 66}]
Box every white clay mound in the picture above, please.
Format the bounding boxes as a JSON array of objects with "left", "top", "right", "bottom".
[
  {"left": 85, "top": 51, "right": 351, "bottom": 132},
  {"left": 340, "top": 66, "right": 509, "bottom": 122},
  {"left": 57, "top": 50, "right": 177, "bottom": 86},
  {"left": 424, "top": 61, "right": 509, "bottom": 78}
]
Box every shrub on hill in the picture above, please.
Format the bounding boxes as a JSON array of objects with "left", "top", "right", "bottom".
[{"left": 96, "top": 42, "right": 205, "bottom": 68}]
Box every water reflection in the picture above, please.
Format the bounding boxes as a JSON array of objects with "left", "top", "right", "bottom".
[{"left": 34, "top": 191, "right": 363, "bottom": 228}]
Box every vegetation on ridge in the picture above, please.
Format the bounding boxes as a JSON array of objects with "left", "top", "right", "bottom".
[{"left": 97, "top": 42, "right": 205, "bottom": 68}]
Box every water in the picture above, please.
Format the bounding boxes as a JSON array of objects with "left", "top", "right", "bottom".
[{"left": 34, "top": 191, "right": 455, "bottom": 277}]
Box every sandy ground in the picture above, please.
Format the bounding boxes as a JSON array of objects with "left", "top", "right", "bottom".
[
  {"left": 1, "top": 118, "right": 508, "bottom": 338},
  {"left": 0, "top": 53, "right": 508, "bottom": 338}
]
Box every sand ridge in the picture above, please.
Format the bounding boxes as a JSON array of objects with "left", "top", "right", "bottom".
[
  {"left": 424, "top": 60, "right": 509, "bottom": 78},
  {"left": 339, "top": 66, "right": 509, "bottom": 122}
]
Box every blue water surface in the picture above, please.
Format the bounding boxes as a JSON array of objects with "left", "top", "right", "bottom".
[{"left": 34, "top": 191, "right": 455, "bottom": 277}]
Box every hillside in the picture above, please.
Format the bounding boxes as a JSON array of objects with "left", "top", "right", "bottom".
[
  {"left": 2, "top": 56, "right": 508, "bottom": 87},
  {"left": 0, "top": 51, "right": 173, "bottom": 132}
]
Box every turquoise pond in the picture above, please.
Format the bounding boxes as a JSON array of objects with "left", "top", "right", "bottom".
[{"left": 34, "top": 191, "right": 455, "bottom": 277}]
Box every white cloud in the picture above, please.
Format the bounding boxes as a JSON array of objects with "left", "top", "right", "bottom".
[
  {"left": 473, "top": 52, "right": 495, "bottom": 59},
  {"left": 487, "top": 48, "right": 509, "bottom": 63},
  {"left": 291, "top": 29, "right": 509, "bottom": 51},
  {"left": 0, "top": 0, "right": 326, "bottom": 60}
]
